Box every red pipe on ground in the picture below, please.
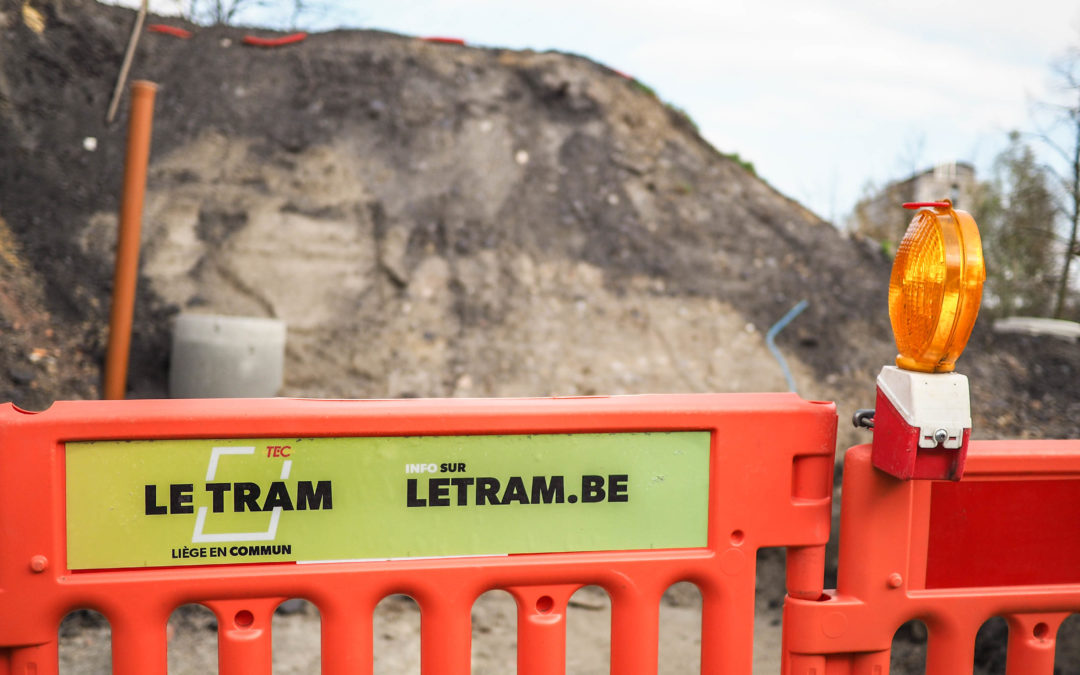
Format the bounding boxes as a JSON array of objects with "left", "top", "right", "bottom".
[
  {"left": 148, "top": 24, "right": 192, "bottom": 39},
  {"left": 242, "top": 32, "right": 308, "bottom": 47}
]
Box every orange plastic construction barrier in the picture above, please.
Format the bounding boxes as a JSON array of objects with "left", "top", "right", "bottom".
[
  {"left": 783, "top": 439, "right": 1080, "bottom": 674},
  {"left": 0, "top": 393, "right": 836, "bottom": 674}
]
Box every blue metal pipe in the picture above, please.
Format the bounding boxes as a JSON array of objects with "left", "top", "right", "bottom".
[{"left": 765, "top": 299, "right": 809, "bottom": 395}]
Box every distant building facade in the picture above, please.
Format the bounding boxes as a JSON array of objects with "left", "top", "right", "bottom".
[{"left": 849, "top": 162, "right": 977, "bottom": 248}]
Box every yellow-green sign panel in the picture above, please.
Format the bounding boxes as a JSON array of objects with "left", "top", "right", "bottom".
[{"left": 66, "top": 432, "right": 710, "bottom": 570}]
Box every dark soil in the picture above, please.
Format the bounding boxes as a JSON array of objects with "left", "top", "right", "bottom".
[
  {"left": 3, "top": 0, "right": 1078, "bottom": 434},
  {"left": 1, "top": 0, "right": 897, "bottom": 403}
]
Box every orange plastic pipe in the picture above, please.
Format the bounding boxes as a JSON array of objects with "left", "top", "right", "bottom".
[{"left": 104, "top": 80, "right": 156, "bottom": 400}]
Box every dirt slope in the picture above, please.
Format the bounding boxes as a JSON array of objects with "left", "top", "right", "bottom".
[
  {"left": 3, "top": 0, "right": 1077, "bottom": 445},
  {"left": 0, "top": 0, "right": 887, "bottom": 402}
]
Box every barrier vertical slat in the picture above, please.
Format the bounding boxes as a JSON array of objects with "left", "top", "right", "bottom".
[
  {"left": 609, "top": 586, "right": 659, "bottom": 675},
  {"left": 699, "top": 586, "right": 723, "bottom": 672},
  {"left": 111, "top": 610, "right": 167, "bottom": 675},
  {"left": 320, "top": 596, "right": 376, "bottom": 675},
  {"left": 419, "top": 591, "right": 472, "bottom": 675},
  {"left": 208, "top": 599, "right": 280, "bottom": 675},
  {"left": 510, "top": 585, "right": 576, "bottom": 675},
  {"left": 925, "top": 617, "right": 976, "bottom": 674},
  {"left": 1005, "top": 613, "right": 1067, "bottom": 674},
  {"left": 699, "top": 561, "right": 756, "bottom": 672}
]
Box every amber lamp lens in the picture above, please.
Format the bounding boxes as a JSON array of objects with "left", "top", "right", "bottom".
[{"left": 888, "top": 205, "right": 985, "bottom": 373}]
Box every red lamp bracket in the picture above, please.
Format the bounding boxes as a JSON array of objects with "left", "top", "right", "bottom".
[{"left": 871, "top": 366, "right": 972, "bottom": 480}]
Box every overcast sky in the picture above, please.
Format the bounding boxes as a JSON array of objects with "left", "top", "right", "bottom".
[{"left": 124, "top": 0, "right": 1080, "bottom": 225}]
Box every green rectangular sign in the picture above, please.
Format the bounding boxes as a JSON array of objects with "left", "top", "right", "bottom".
[{"left": 65, "top": 432, "right": 710, "bottom": 570}]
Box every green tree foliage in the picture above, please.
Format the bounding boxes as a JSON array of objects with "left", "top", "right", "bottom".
[{"left": 974, "top": 132, "right": 1059, "bottom": 317}]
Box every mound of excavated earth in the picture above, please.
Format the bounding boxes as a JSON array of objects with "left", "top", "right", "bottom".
[
  {"left": 3, "top": 0, "right": 895, "bottom": 411},
  {"left": 3, "top": 0, "right": 1077, "bottom": 447}
]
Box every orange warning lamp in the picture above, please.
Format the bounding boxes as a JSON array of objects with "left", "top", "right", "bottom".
[
  {"left": 888, "top": 200, "right": 985, "bottom": 373},
  {"left": 870, "top": 200, "right": 985, "bottom": 482}
]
